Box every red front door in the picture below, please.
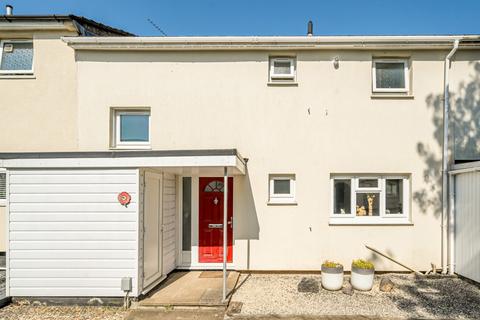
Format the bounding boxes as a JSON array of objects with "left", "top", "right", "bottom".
[{"left": 199, "top": 177, "right": 233, "bottom": 263}]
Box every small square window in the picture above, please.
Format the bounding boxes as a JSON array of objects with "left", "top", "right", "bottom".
[
  {"left": 372, "top": 59, "right": 408, "bottom": 93},
  {"left": 0, "top": 41, "right": 33, "bottom": 74},
  {"left": 112, "top": 109, "right": 151, "bottom": 149},
  {"left": 269, "top": 57, "right": 295, "bottom": 82},
  {"left": 273, "top": 179, "right": 290, "bottom": 194},
  {"left": 269, "top": 174, "right": 296, "bottom": 204}
]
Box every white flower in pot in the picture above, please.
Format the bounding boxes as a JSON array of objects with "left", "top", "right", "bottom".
[
  {"left": 321, "top": 261, "right": 344, "bottom": 291},
  {"left": 351, "top": 259, "right": 375, "bottom": 291}
]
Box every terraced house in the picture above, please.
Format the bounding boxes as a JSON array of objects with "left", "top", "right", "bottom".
[{"left": 0, "top": 6, "right": 479, "bottom": 300}]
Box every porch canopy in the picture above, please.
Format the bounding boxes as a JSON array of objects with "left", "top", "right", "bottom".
[
  {"left": 0, "top": 148, "right": 246, "bottom": 175},
  {"left": 0, "top": 148, "right": 245, "bottom": 301}
]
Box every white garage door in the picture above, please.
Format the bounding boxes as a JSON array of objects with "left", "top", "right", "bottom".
[
  {"left": 455, "top": 171, "right": 480, "bottom": 283},
  {"left": 8, "top": 169, "right": 139, "bottom": 297}
]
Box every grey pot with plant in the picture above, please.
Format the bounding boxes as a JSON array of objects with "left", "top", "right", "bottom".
[
  {"left": 351, "top": 259, "right": 375, "bottom": 291},
  {"left": 321, "top": 261, "right": 344, "bottom": 291}
]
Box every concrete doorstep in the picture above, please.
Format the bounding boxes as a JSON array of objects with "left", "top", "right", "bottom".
[{"left": 137, "top": 271, "right": 239, "bottom": 310}]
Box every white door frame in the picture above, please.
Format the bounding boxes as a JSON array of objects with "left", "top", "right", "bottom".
[
  {"left": 142, "top": 171, "right": 164, "bottom": 290},
  {"left": 177, "top": 175, "right": 235, "bottom": 269}
]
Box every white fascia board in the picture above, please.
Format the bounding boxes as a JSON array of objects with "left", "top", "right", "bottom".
[
  {"left": 63, "top": 35, "right": 480, "bottom": 51},
  {"left": 0, "top": 155, "right": 245, "bottom": 174},
  {"left": 0, "top": 21, "right": 75, "bottom": 32},
  {"left": 449, "top": 161, "right": 480, "bottom": 175},
  {"left": 451, "top": 161, "right": 480, "bottom": 171},
  {"left": 235, "top": 155, "right": 246, "bottom": 175}
]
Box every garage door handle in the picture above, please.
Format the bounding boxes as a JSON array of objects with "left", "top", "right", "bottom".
[{"left": 208, "top": 224, "right": 223, "bottom": 229}]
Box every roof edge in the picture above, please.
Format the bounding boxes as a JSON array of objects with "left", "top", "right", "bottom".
[
  {"left": 63, "top": 35, "right": 480, "bottom": 51},
  {"left": 0, "top": 149, "right": 240, "bottom": 159},
  {"left": 0, "top": 14, "right": 134, "bottom": 36}
]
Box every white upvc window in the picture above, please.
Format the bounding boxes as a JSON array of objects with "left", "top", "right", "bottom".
[
  {"left": 372, "top": 59, "right": 409, "bottom": 93},
  {"left": 269, "top": 57, "right": 296, "bottom": 82},
  {"left": 268, "top": 174, "right": 296, "bottom": 204},
  {"left": 330, "top": 175, "right": 410, "bottom": 225},
  {"left": 0, "top": 169, "right": 6, "bottom": 206},
  {"left": 0, "top": 40, "right": 34, "bottom": 75},
  {"left": 112, "top": 109, "right": 151, "bottom": 149}
]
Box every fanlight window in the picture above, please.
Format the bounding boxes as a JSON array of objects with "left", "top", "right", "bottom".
[{"left": 204, "top": 181, "right": 224, "bottom": 192}]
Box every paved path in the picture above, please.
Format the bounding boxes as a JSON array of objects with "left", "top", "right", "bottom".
[
  {"left": 126, "top": 310, "right": 402, "bottom": 320},
  {"left": 125, "top": 309, "right": 225, "bottom": 320}
]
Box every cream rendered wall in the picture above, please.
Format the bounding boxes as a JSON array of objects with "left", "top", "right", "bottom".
[
  {"left": 74, "top": 49, "right": 479, "bottom": 271},
  {"left": 0, "top": 31, "right": 78, "bottom": 152}
]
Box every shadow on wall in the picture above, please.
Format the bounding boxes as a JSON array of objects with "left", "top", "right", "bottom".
[
  {"left": 414, "top": 62, "right": 480, "bottom": 217},
  {"left": 366, "top": 248, "right": 395, "bottom": 267},
  {"left": 234, "top": 166, "right": 260, "bottom": 270}
]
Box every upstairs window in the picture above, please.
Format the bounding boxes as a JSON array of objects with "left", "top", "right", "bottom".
[
  {"left": 269, "top": 174, "right": 296, "bottom": 204},
  {"left": 269, "top": 57, "right": 296, "bottom": 82},
  {"left": 112, "top": 109, "right": 151, "bottom": 149},
  {"left": 372, "top": 59, "right": 409, "bottom": 93},
  {"left": 331, "top": 175, "right": 410, "bottom": 224},
  {"left": 0, "top": 40, "right": 33, "bottom": 74}
]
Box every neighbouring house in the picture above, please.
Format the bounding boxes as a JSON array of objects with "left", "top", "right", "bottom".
[
  {"left": 0, "top": 8, "right": 132, "bottom": 277},
  {"left": 0, "top": 6, "right": 479, "bottom": 299}
]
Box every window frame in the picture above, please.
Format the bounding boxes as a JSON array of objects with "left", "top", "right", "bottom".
[
  {"left": 372, "top": 59, "right": 409, "bottom": 93},
  {"left": 330, "top": 175, "right": 410, "bottom": 225},
  {"left": 0, "top": 39, "right": 34, "bottom": 75},
  {"left": 331, "top": 177, "right": 354, "bottom": 216},
  {"left": 356, "top": 177, "right": 381, "bottom": 191},
  {"left": 268, "top": 174, "right": 296, "bottom": 204},
  {"left": 269, "top": 57, "right": 296, "bottom": 81},
  {"left": 113, "top": 109, "right": 151, "bottom": 149}
]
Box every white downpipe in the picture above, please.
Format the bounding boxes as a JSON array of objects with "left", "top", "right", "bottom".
[
  {"left": 441, "top": 39, "right": 460, "bottom": 274},
  {"left": 222, "top": 167, "right": 228, "bottom": 302},
  {"left": 448, "top": 173, "right": 456, "bottom": 275}
]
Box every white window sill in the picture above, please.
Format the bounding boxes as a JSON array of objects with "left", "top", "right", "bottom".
[
  {"left": 267, "top": 81, "right": 298, "bottom": 86},
  {"left": 267, "top": 200, "right": 297, "bottom": 206},
  {"left": 371, "top": 94, "right": 414, "bottom": 99},
  {"left": 329, "top": 216, "right": 412, "bottom": 225},
  {"left": 0, "top": 201, "right": 6, "bottom": 207},
  {"left": 0, "top": 74, "right": 35, "bottom": 79},
  {"left": 110, "top": 145, "right": 152, "bottom": 150}
]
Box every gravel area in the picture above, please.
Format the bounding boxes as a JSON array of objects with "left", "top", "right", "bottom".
[
  {"left": 230, "top": 273, "right": 480, "bottom": 319},
  {"left": 0, "top": 302, "right": 127, "bottom": 320}
]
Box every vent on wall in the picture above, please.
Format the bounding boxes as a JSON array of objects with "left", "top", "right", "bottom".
[{"left": 0, "top": 172, "right": 6, "bottom": 200}]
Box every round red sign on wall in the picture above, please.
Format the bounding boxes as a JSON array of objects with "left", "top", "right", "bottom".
[{"left": 118, "top": 192, "right": 131, "bottom": 207}]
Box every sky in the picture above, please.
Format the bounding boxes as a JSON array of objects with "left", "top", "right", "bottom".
[{"left": 2, "top": 0, "right": 480, "bottom": 37}]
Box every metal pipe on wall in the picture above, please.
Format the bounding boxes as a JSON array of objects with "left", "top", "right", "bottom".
[
  {"left": 448, "top": 172, "right": 456, "bottom": 275},
  {"left": 441, "top": 39, "right": 460, "bottom": 274},
  {"left": 222, "top": 167, "right": 228, "bottom": 302}
]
